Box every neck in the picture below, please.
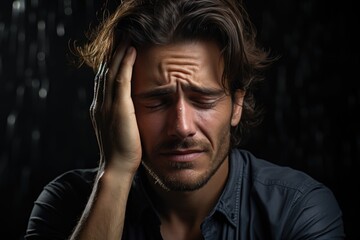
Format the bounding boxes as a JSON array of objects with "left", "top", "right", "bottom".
[{"left": 148, "top": 158, "right": 229, "bottom": 225}]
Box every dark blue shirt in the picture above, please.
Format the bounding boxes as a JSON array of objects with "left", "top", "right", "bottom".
[{"left": 25, "top": 149, "right": 345, "bottom": 239}]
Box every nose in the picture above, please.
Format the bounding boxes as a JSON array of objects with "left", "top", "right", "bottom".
[{"left": 167, "top": 98, "right": 196, "bottom": 139}]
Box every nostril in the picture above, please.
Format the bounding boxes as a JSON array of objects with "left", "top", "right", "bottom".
[{"left": 167, "top": 110, "right": 196, "bottom": 139}]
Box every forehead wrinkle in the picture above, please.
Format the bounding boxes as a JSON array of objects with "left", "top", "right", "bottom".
[
  {"left": 159, "top": 56, "right": 201, "bottom": 85},
  {"left": 137, "top": 41, "right": 224, "bottom": 88}
]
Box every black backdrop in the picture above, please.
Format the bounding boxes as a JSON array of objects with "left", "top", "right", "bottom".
[{"left": 0, "top": 0, "right": 359, "bottom": 239}]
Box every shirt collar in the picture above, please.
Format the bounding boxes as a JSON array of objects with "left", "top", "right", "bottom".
[
  {"left": 128, "top": 149, "right": 244, "bottom": 227},
  {"left": 206, "top": 149, "right": 243, "bottom": 227}
]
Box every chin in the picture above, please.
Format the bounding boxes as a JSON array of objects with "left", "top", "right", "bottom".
[{"left": 156, "top": 168, "right": 213, "bottom": 192}]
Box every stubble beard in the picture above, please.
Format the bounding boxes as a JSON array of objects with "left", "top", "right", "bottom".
[{"left": 141, "top": 130, "right": 231, "bottom": 192}]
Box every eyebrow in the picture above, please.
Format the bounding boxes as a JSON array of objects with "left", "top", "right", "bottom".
[
  {"left": 134, "top": 88, "right": 174, "bottom": 99},
  {"left": 134, "top": 85, "right": 225, "bottom": 99},
  {"left": 184, "top": 85, "right": 225, "bottom": 96}
]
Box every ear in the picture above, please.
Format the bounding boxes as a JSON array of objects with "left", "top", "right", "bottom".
[{"left": 231, "top": 90, "right": 245, "bottom": 126}]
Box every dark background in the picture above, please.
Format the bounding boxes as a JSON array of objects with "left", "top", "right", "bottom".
[{"left": 0, "top": 0, "right": 359, "bottom": 239}]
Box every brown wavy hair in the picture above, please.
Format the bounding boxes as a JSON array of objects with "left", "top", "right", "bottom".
[{"left": 75, "top": 0, "right": 275, "bottom": 147}]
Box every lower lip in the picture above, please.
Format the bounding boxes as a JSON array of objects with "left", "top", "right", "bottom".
[{"left": 161, "top": 152, "right": 203, "bottom": 162}]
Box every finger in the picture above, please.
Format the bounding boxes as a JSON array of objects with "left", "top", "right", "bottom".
[
  {"left": 105, "top": 42, "right": 130, "bottom": 104},
  {"left": 90, "top": 62, "right": 107, "bottom": 155},
  {"left": 90, "top": 62, "right": 106, "bottom": 121},
  {"left": 114, "top": 46, "right": 136, "bottom": 101}
]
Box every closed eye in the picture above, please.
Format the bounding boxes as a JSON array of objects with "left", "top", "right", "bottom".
[
  {"left": 143, "top": 97, "right": 171, "bottom": 110},
  {"left": 189, "top": 93, "right": 226, "bottom": 109},
  {"left": 191, "top": 99, "right": 217, "bottom": 109}
]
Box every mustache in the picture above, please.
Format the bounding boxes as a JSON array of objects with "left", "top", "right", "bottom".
[{"left": 154, "top": 138, "right": 211, "bottom": 153}]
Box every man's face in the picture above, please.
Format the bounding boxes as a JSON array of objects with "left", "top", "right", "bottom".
[{"left": 132, "top": 40, "right": 243, "bottom": 191}]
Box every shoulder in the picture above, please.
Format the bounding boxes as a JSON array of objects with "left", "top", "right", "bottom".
[
  {"left": 49, "top": 168, "right": 98, "bottom": 188},
  {"left": 230, "top": 149, "right": 345, "bottom": 238},
  {"left": 40, "top": 168, "right": 98, "bottom": 203},
  {"left": 232, "top": 148, "right": 322, "bottom": 191},
  {"left": 25, "top": 168, "right": 98, "bottom": 239},
  {"left": 231, "top": 148, "right": 337, "bottom": 206},
  {"left": 37, "top": 167, "right": 98, "bottom": 203}
]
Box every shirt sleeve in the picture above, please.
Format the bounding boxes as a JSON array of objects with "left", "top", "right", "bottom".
[
  {"left": 284, "top": 182, "right": 345, "bottom": 240},
  {"left": 24, "top": 169, "right": 95, "bottom": 240}
]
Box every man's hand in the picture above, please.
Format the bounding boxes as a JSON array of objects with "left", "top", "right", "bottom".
[
  {"left": 70, "top": 45, "right": 140, "bottom": 240},
  {"left": 90, "top": 44, "right": 141, "bottom": 174}
]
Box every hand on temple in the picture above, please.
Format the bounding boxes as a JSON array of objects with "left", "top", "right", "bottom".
[{"left": 90, "top": 44, "right": 141, "bottom": 175}]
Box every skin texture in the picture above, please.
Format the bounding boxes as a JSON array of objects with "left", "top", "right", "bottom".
[
  {"left": 70, "top": 45, "right": 140, "bottom": 240},
  {"left": 132, "top": 41, "right": 244, "bottom": 192},
  {"left": 132, "top": 41, "right": 244, "bottom": 239},
  {"left": 70, "top": 40, "right": 244, "bottom": 240}
]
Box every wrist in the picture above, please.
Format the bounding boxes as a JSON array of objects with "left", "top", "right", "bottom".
[
  {"left": 96, "top": 166, "right": 135, "bottom": 193},
  {"left": 107, "top": 152, "right": 141, "bottom": 171}
]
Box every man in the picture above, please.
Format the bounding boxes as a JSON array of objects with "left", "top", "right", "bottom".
[{"left": 25, "top": 0, "right": 345, "bottom": 239}]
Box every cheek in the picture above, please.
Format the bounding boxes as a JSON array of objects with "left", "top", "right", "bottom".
[
  {"left": 136, "top": 112, "right": 164, "bottom": 145},
  {"left": 197, "top": 109, "right": 232, "bottom": 140}
]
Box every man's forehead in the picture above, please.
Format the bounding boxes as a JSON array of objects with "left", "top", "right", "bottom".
[
  {"left": 133, "top": 40, "right": 224, "bottom": 87},
  {"left": 136, "top": 40, "right": 222, "bottom": 64}
]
